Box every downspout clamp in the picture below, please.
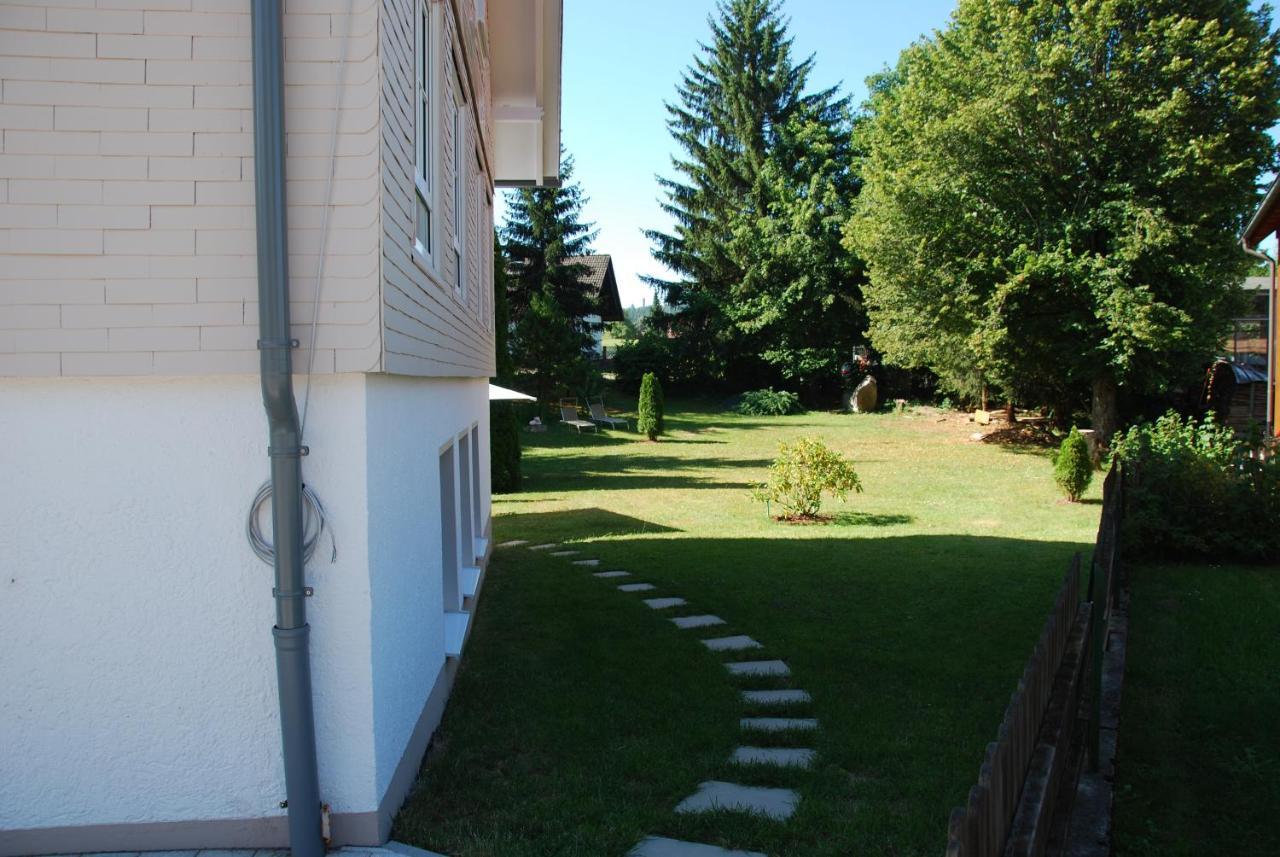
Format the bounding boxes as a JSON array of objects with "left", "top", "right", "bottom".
[
  {"left": 1241, "top": 238, "right": 1276, "bottom": 435},
  {"left": 250, "top": 2, "right": 325, "bottom": 855}
]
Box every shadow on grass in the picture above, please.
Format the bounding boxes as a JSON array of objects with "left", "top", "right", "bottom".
[
  {"left": 524, "top": 453, "right": 770, "bottom": 493},
  {"left": 397, "top": 521, "right": 1093, "bottom": 857},
  {"left": 829, "top": 511, "right": 915, "bottom": 527}
]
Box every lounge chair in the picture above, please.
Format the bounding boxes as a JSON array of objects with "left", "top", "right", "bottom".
[
  {"left": 559, "top": 404, "right": 597, "bottom": 433},
  {"left": 588, "top": 399, "right": 630, "bottom": 431}
]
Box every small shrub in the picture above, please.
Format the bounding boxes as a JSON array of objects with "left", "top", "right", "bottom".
[
  {"left": 637, "top": 372, "right": 662, "bottom": 440},
  {"left": 1110, "top": 411, "right": 1279, "bottom": 563},
  {"left": 735, "top": 388, "right": 804, "bottom": 416},
  {"left": 1053, "top": 427, "right": 1093, "bottom": 501},
  {"left": 489, "top": 402, "right": 522, "bottom": 493},
  {"left": 753, "top": 437, "right": 863, "bottom": 519}
]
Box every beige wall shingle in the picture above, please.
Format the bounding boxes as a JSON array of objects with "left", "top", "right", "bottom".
[{"left": 2, "top": 0, "right": 499, "bottom": 379}]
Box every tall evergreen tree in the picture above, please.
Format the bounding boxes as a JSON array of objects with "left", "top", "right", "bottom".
[
  {"left": 646, "top": 0, "right": 862, "bottom": 391},
  {"left": 848, "top": 0, "right": 1280, "bottom": 439},
  {"left": 502, "top": 153, "right": 600, "bottom": 405}
]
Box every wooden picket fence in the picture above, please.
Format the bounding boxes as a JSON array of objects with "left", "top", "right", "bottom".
[{"left": 944, "top": 462, "right": 1124, "bottom": 857}]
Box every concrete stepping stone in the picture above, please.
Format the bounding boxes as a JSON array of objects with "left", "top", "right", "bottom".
[
  {"left": 725, "top": 660, "right": 790, "bottom": 677},
  {"left": 629, "top": 836, "right": 767, "bottom": 857},
  {"left": 572, "top": 559, "right": 600, "bottom": 566},
  {"left": 593, "top": 570, "right": 631, "bottom": 578},
  {"left": 618, "top": 582, "right": 656, "bottom": 592},
  {"left": 731, "top": 746, "right": 816, "bottom": 769},
  {"left": 740, "top": 717, "right": 818, "bottom": 732},
  {"left": 742, "top": 689, "right": 812, "bottom": 705},
  {"left": 643, "top": 597, "right": 687, "bottom": 610},
  {"left": 528, "top": 543, "right": 557, "bottom": 551},
  {"left": 700, "top": 635, "right": 762, "bottom": 652},
  {"left": 497, "top": 539, "right": 528, "bottom": 547},
  {"left": 674, "top": 780, "right": 799, "bottom": 820},
  {"left": 671, "top": 614, "right": 726, "bottom": 629},
  {"left": 550, "top": 550, "right": 579, "bottom": 556}
]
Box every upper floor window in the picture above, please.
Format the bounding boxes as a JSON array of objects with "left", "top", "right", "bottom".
[{"left": 414, "top": 0, "right": 436, "bottom": 263}]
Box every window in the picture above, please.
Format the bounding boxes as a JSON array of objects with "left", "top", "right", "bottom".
[
  {"left": 452, "top": 76, "right": 467, "bottom": 300},
  {"left": 414, "top": 1, "right": 435, "bottom": 262},
  {"left": 438, "top": 443, "right": 460, "bottom": 613}
]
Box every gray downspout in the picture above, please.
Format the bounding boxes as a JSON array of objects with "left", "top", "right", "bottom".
[
  {"left": 250, "top": 2, "right": 325, "bottom": 855},
  {"left": 1242, "top": 239, "right": 1276, "bottom": 435}
]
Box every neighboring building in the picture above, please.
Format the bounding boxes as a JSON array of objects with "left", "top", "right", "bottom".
[
  {"left": 1228, "top": 276, "right": 1272, "bottom": 369},
  {"left": 0, "top": 0, "right": 561, "bottom": 852},
  {"left": 565, "top": 253, "right": 623, "bottom": 355},
  {"left": 1242, "top": 178, "right": 1280, "bottom": 436}
]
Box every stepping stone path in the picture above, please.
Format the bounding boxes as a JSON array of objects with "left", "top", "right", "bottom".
[
  {"left": 630, "top": 837, "right": 766, "bottom": 857},
  {"left": 725, "top": 660, "right": 790, "bottom": 677},
  {"left": 498, "top": 539, "right": 528, "bottom": 547},
  {"left": 675, "top": 781, "right": 799, "bottom": 820},
  {"left": 701, "top": 635, "right": 762, "bottom": 652},
  {"left": 527, "top": 539, "right": 824, "bottom": 857}
]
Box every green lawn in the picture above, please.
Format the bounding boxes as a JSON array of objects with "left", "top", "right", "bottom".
[
  {"left": 1113, "top": 562, "right": 1280, "bottom": 856},
  {"left": 395, "top": 399, "right": 1102, "bottom": 856}
]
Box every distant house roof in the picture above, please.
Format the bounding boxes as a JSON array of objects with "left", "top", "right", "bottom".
[
  {"left": 565, "top": 254, "right": 624, "bottom": 322},
  {"left": 1243, "top": 176, "right": 1280, "bottom": 248}
]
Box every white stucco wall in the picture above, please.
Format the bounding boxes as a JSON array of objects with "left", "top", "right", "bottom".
[
  {"left": 0, "top": 371, "right": 490, "bottom": 841},
  {"left": 365, "top": 374, "right": 489, "bottom": 798}
]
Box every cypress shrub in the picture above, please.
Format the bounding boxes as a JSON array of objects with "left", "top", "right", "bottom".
[
  {"left": 637, "top": 372, "right": 661, "bottom": 440},
  {"left": 1054, "top": 427, "right": 1093, "bottom": 502},
  {"left": 490, "top": 402, "right": 522, "bottom": 493}
]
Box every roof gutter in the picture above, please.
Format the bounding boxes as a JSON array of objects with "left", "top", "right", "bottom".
[{"left": 250, "top": 3, "right": 325, "bottom": 854}]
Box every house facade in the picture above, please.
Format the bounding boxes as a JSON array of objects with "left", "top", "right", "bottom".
[
  {"left": 564, "top": 253, "right": 623, "bottom": 356},
  {"left": 0, "top": 0, "right": 561, "bottom": 852},
  {"left": 1242, "top": 177, "right": 1280, "bottom": 437}
]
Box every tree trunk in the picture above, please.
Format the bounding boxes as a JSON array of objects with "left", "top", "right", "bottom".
[
  {"left": 1005, "top": 399, "right": 1016, "bottom": 423},
  {"left": 1092, "top": 375, "right": 1120, "bottom": 443}
]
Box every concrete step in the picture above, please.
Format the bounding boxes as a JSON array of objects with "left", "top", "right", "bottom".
[
  {"left": 528, "top": 543, "right": 557, "bottom": 550},
  {"left": 674, "top": 780, "right": 799, "bottom": 820},
  {"left": 550, "top": 549, "right": 580, "bottom": 556},
  {"left": 670, "top": 614, "right": 726, "bottom": 629},
  {"left": 593, "top": 570, "right": 631, "bottom": 578},
  {"left": 701, "top": 635, "right": 762, "bottom": 652},
  {"left": 742, "top": 689, "right": 811, "bottom": 705},
  {"left": 618, "top": 582, "right": 656, "bottom": 592},
  {"left": 730, "top": 746, "right": 816, "bottom": 769},
  {"left": 628, "top": 836, "right": 768, "bottom": 857},
  {"left": 497, "top": 539, "right": 527, "bottom": 547},
  {"left": 643, "top": 597, "right": 687, "bottom": 609},
  {"left": 740, "top": 717, "right": 818, "bottom": 732},
  {"left": 572, "top": 559, "right": 600, "bottom": 566},
  {"left": 725, "top": 660, "right": 790, "bottom": 677}
]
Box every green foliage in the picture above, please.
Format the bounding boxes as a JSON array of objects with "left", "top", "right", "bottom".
[
  {"left": 653, "top": 373, "right": 665, "bottom": 434},
  {"left": 735, "top": 387, "right": 804, "bottom": 416},
  {"left": 847, "top": 0, "right": 1280, "bottom": 418},
  {"left": 503, "top": 153, "right": 600, "bottom": 406},
  {"left": 637, "top": 372, "right": 662, "bottom": 440},
  {"left": 1053, "top": 427, "right": 1093, "bottom": 502},
  {"left": 646, "top": 0, "right": 866, "bottom": 391},
  {"left": 753, "top": 436, "right": 863, "bottom": 519},
  {"left": 1111, "top": 411, "right": 1280, "bottom": 562},
  {"left": 490, "top": 234, "right": 521, "bottom": 493}
]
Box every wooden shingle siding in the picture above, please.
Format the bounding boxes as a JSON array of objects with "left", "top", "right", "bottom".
[
  {"left": 0, "top": 1, "right": 383, "bottom": 377},
  {"left": 379, "top": 0, "right": 494, "bottom": 378}
]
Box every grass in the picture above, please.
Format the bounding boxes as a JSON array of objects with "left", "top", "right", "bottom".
[
  {"left": 394, "top": 398, "right": 1103, "bottom": 856},
  {"left": 1112, "top": 562, "right": 1280, "bottom": 856}
]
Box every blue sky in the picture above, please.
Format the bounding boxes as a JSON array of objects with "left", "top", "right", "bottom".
[
  {"left": 499, "top": 0, "right": 960, "bottom": 308},
  {"left": 501, "top": 0, "right": 1277, "bottom": 307}
]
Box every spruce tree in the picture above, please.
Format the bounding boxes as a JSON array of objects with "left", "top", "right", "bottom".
[
  {"left": 502, "top": 152, "right": 600, "bottom": 406},
  {"left": 646, "top": 0, "right": 862, "bottom": 391}
]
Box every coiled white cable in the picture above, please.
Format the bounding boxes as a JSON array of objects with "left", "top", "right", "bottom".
[{"left": 247, "top": 480, "right": 337, "bottom": 566}]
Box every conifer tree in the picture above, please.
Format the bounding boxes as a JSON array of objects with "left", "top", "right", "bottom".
[
  {"left": 646, "top": 0, "right": 863, "bottom": 391},
  {"left": 503, "top": 152, "right": 600, "bottom": 405}
]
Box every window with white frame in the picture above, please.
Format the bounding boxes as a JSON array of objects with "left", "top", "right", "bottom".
[
  {"left": 452, "top": 75, "right": 467, "bottom": 300},
  {"left": 414, "top": 1, "right": 435, "bottom": 262}
]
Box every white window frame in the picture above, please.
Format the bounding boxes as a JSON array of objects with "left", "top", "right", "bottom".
[
  {"left": 414, "top": 0, "right": 439, "bottom": 268},
  {"left": 451, "top": 72, "right": 467, "bottom": 302}
]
